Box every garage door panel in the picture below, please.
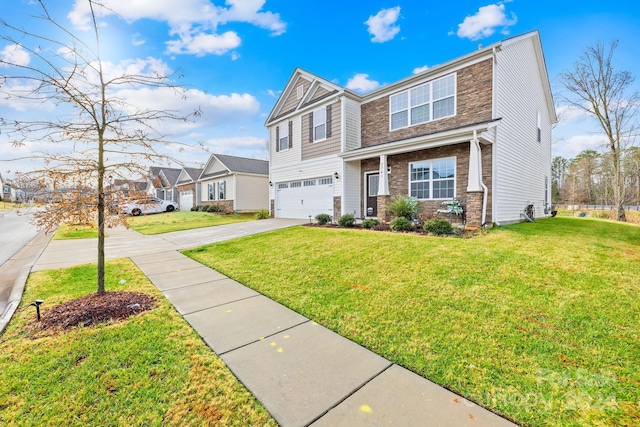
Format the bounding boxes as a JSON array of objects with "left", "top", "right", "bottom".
[
  {"left": 275, "top": 179, "right": 333, "bottom": 219},
  {"left": 180, "top": 191, "right": 193, "bottom": 211}
]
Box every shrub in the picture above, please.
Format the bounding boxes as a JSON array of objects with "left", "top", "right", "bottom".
[
  {"left": 315, "top": 213, "right": 331, "bottom": 225},
  {"left": 190, "top": 206, "right": 199, "bottom": 212},
  {"left": 424, "top": 218, "right": 453, "bottom": 236},
  {"left": 387, "top": 196, "right": 418, "bottom": 219},
  {"left": 207, "top": 205, "right": 222, "bottom": 213},
  {"left": 197, "top": 205, "right": 207, "bottom": 212},
  {"left": 257, "top": 209, "right": 270, "bottom": 220},
  {"left": 373, "top": 223, "right": 391, "bottom": 232},
  {"left": 362, "top": 218, "right": 379, "bottom": 229},
  {"left": 390, "top": 216, "right": 412, "bottom": 231},
  {"left": 338, "top": 213, "right": 355, "bottom": 227}
]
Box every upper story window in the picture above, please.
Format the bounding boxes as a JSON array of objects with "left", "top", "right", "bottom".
[
  {"left": 277, "top": 122, "right": 290, "bottom": 152},
  {"left": 390, "top": 73, "right": 456, "bottom": 131},
  {"left": 409, "top": 157, "right": 456, "bottom": 200},
  {"left": 308, "top": 105, "right": 332, "bottom": 143},
  {"left": 313, "top": 108, "right": 326, "bottom": 141},
  {"left": 537, "top": 111, "right": 542, "bottom": 142}
]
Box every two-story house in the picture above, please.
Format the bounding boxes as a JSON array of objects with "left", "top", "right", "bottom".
[{"left": 265, "top": 31, "right": 556, "bottom": 227}]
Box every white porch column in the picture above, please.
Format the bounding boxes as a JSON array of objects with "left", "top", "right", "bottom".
[
  {"left": 378, "top": 154, "right": 389, "bottom": 195},
  {"left": 467, "top": 138, "right": 483, "bottom": 192}
]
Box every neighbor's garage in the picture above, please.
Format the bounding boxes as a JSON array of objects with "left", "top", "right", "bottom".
[
  {"left": 275, "top": 177, "right": 333, "bottom": 219},
  {"left": 179, "top": 190, "right": 193, "bottom": 211}
]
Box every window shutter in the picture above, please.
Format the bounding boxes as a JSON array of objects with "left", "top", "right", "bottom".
[
  {"left": 288, "top": 120, "right": 293, "bottom": 149},
  {"left": 308, "top": 112, "right": 314, "bottom": 142},
  {"left": 326, "top": 104, "right": 332, "bottom": 138},
  {"left": 275, "top": 126, "right": 280, "bottom": 152}
]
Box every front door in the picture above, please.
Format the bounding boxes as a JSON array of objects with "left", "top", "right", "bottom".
[{"left": 366, "top": 173, "right": 379, "bottom": 217}]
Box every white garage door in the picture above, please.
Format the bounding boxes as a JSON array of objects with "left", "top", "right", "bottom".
[
  {"left": 179, "top": 191, "right": 193, "bottom": 211},
  {"left": 275, "top": 177, "right": 334, "bottom": 219}
]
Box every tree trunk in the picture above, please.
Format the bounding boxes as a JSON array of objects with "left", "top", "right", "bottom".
[{"left": 97, "top": 130, "right": 105, "bottom": 294}]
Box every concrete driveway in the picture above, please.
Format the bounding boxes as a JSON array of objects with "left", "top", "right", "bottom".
[{"left": 32, "top": 218, "right": 306, "bottom": 272}]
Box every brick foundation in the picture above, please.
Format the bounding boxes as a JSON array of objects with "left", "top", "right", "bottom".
[
  {"left": 270, "top": 199, "right": 275, "bottom": 218},
  {"left": 202, "top": 199, "right": 234, "bottom": 214},
  {"left": 465, "top": 191, "right": 483, "bottom": 228},
  {"left": 333, "top": 196, "right": 341, "bottom": 220}
]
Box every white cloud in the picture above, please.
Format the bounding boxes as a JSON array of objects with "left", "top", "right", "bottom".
[
  {"left": 555, "top": 105, "right": 591, "bottom": 125},
  {"left": 0, "top": 80, "right": 56, "bottom": 112},
  {"left": 346, "top": 73, "right": 380, "bottom": 93},
  {"left": 365, "top": 7, "right": 401, "bottom": 43},
  {"left": 231, "top": 51, "right": 240, "bottom": 60},
  {"left": 166, "top": 30, "right": 241, "bottom": 56},
  {"left": 413, "top": 65, "right": 429, "bottom": 74},
  {"left": 0, "top": 44, "right": 31, "bottom": 68},
  {"left": 455, "top": 3, "right": 517, "bottom": 41},
  {"left": 131, "top": 33, "right": 146, "bottom": 46},
  {"left": 266, "top": 89, "right": 281, "bottom": 98},
  {"left": 67, "top": 0, "right": 285, "bottom": 56},
  {"left": 554, "top": 133, "right": 606, "bottom": 158}
]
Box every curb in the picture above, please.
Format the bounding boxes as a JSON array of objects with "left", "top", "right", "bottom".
[{"left": 0, "top": 231, "right": 54, "bottom": 335}]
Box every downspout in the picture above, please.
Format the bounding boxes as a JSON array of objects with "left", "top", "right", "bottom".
[{"left": 473, "top": 129, "right": 488, "bottom": 226}]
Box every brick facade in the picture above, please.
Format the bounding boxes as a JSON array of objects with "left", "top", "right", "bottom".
[
  {"left": 270, "top": 199, "right": 275, "bottom": 218},
  {"left": 201, "top": 199, "right": 234, "bottom": 214},
  {"left": 360, "top": 142, "right": 492, "bottom": 227},
  {"left": 333, "top": 196, "right": 341, "bottom": 221},
  {"left": 176, "top": 183, "right": 196, "bottom": 208},
  {"left": 360, "top": 59, "right": 493, "bottom": 147}
]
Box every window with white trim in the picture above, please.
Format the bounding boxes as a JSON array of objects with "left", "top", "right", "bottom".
[
  {"left": 218, "top": 181, "right": 226, "bottom": 200},
  {"left": 279, "top": 122, "right": 289, "bottom": 151},
  {"left": 290, "top": 181, "right": 302, "bottom": 188},
  {"left": 409, "top": 157, "right": 456, "bottom": 199},
  {"left": 319, "top": 177, "right": 333, "bottom": 185},
  {"left": 313, "top": 107, "right": 326, "bottom": 141},
  {"left": 303, "top": 180, "right": 316, "bottom": 187},
  {"left": 537, "top": 111, "right": 542, "bottom": 142},
  {"left": 278, "top": 183, "right": 288, "bottom": 189},
  {"left": 390, "top": 74, "right": 456, "bottom": 130},
  {"left": 208, "top": 183, "right": 215, "bottom": 200}
]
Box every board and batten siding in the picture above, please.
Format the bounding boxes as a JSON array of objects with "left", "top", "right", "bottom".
[
  {"left": 235, "top": 174, "right": 269, "bottom": 211},
  {"left": 495, "top": 36, "right": 553, "bottom": 223},
  {"left": 344, "top": 97, "right": 361, "bottom": 151}
]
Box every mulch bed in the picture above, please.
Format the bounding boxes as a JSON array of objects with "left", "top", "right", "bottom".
[{"left": 37, "top": 291, "right": 156, "bottom": 331}]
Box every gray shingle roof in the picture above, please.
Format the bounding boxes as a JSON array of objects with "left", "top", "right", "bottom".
[
  {"left": 214, "top": 154, "right": 269, "bottom": 175},
  {"left": 160, "top": 168, "right": 181, "bottom": 185}
]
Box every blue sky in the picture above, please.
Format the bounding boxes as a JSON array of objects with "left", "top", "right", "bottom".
[{"left": 1, "top": 0, "right": 639, "bottom": 177}]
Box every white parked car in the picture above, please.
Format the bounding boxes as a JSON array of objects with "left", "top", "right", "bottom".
[{"left": 120, "top": 197, "right": 178, "bottom": 216}]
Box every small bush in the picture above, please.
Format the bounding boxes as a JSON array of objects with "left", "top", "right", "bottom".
[
  {"left": 362, "top": 218, "right": 379, "bottom": 229},
  {"left": 207, "top": 205, "right": 221, "bottom": 213},
  {"left": 196, "top": 205, "right": 207, "bottom": 212},
  {"left": 387, "top": 196, "right": 418, "bottom": 219},
  {"left": 372, "top": 223, "right": 391, "bottom": 232},
  {"left": 315, "top": 213, "right": 331, "bottom": 225},
  {"left": 257, "top": 209, "right": 270, "bottom": 219},
  {"left": 424, "top": 218, "right": 453, "bottom": 236},
  {"left": 390, "top": 216, "right": 412, "bottom": 231},
  {"left": 190, "top": 206, "right": 199, "bottom": 212},
  {"left": 338, "top": 213, "right": 355, "bottom": 227}
]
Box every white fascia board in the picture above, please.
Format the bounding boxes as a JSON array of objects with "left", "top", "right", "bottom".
[{"left": 340, "top": 122, "right": 498, "bottom": 162}]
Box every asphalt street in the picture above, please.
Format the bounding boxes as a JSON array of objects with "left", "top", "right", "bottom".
[{"left": 0, "top": 208, "right": 40, "bottom": 267}]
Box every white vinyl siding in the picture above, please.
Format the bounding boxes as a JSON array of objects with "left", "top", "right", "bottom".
[
  {"left": 201, "top": 177, "right": 234, "bottom": 203},
  {"left": 390, "top": 73, "right": 456, "bottom": 130},
  {"left": 270, "top": 117, "right": 301, "bottom": 169},
  {"left": 495, "top": 36, "right": 553, "bottom": 223},
  {"left": 343, "top": 161, "right": 361, "bottom": 217}
]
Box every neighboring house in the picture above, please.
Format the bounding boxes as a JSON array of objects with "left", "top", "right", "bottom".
[
  {"left": 198, "top": 154, "right": 269, "bottom": 212},
  {"left": 146, "top": 166, "right": 181, "bottom": 202},
  {"left": 175, "top": 167, "right": 203, "bottom": 211},
  {"left": 265, "top": 31, "right": 556, "bottom": 227},
  {"left": 109, "top": 179, "right": 148, "bottom": 199}
]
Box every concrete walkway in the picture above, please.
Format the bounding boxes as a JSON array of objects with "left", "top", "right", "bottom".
[{"left": 17, "top": 218, "right": 516, "bottom": 426}]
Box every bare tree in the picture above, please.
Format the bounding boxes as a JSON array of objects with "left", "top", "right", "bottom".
[
  {"left": 0, "top": 0, "right": 200, "bottom": 293},
  {"left": 559, "top": 40, "right": 639, "bottom": 221}
]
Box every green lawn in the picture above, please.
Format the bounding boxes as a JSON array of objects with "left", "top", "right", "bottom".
[
  {"left": 184, "top": 217, "right": 640, "bottom": 426},
  {"left": 128, "top": 211, "right": 258, "bottom": 235},
  {"left": 0, "top": 259, "right": 275, "bottom": 426},
  {"left": 53, "top": 223, "right": 100, "bottom": 240}
]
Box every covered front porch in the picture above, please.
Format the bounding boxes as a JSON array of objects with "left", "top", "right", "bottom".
[{"left": 339, "top": 121, "right": 498, "bottom": 228}]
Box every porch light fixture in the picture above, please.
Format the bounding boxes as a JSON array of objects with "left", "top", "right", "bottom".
[
  {"left": 334, "top": 172, "right": 339, "bottom": 180},
  {"left": 269, "top": 181, "right": 273, "bottom": 186}
]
